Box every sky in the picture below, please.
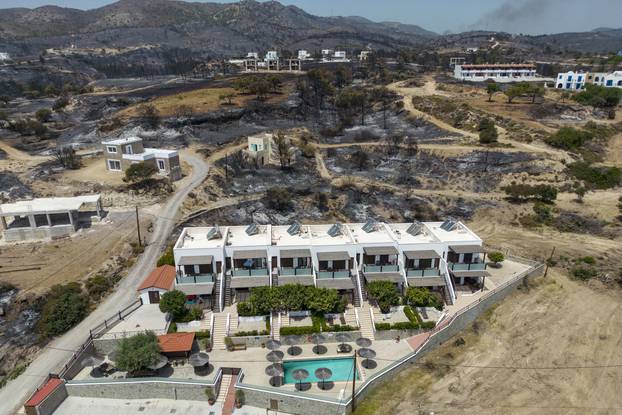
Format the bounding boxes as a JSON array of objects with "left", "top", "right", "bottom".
[{"left": 3, "top": 0, "right": 622, "bottom": 35}]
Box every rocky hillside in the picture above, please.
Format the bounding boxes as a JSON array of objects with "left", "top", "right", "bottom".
[{"left": 0, "top": 0, "right": 436, "bottom": 55}]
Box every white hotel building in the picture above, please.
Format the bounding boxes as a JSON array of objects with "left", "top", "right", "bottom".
[
  {"left": 454, "top": 63, "right": 538, "bottom": 82},
  {"left": 173, "top": 220, "right": 488, "bottom": 312}
]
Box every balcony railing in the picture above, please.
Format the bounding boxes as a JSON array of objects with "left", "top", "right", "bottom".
[
  {"left": 176, "top": 274, "right": 214, "bottom": 284},
  {"left": 317, "top": 270, "right": 350, "bottom": 279},
  {"left": 364, "top": 264, "right": 399, "bottom": 273},
  {"left": 406, "top": 268, "right": 440, "bottom": 277},
  {"left": 448, "top": 262, "right": 487, "bottom": 271},
  {"left": 232, "top": 268, "right": 268, "bottom": 277},
  {"left": 280, "top": 267, "right": 313, "bottom": 276}
]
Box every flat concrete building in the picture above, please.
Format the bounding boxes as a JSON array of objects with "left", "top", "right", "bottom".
[
  {"left": 102, "top": 136, "right": 181, "bottom": 181},
  {"left": 0, "top": 194, "right": 103, "bottom": 242}
]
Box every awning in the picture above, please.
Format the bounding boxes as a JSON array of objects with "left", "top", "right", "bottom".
[
  {"left": 233, "top": 250, "right": 267, "bottom": 259},
  {"left": 450, "top": 245, "right": 485, "bottom": 254},
  {"left": 404, "top": 250, "right": 441, "bottom": 260},
  {"left": 178, "top": 255, "right": 213, "bottom": 266},
  {"left": 364, "top": 246, "right": 398, "bottom": 256},
  {"left": 280, "top": 249, "right": 311, "bottom": 258},
  {"left": 317, "top": 251, "right": 350, "bottom": 261}
]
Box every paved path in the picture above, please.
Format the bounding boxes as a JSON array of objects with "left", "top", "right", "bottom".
[{"left": 0, "top": 155, "right": 209, "bottom": 415}]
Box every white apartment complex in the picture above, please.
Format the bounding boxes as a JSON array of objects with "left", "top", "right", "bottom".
[
  {"left": 555, "top": 70, "right": 622, "bottom": 90},
  {"left": 454, "top": 63, "right": 538, "bottom": 82},
  {"left": 173, "top": 220, "right": 488, "bottom": 312}
]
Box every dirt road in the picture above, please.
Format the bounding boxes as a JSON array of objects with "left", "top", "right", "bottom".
[{"left": 0, "top": 155, "right": 209, "bottom": 415}]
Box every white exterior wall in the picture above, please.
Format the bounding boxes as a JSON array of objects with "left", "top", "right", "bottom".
[
  {"left": 455, "top": 65, "right": 538, "bottom": 82},
  {"left": 555, "top": 71, "right": 587, "bottom": 90},
  {"left": 139, "top": 288, "right": 168, "bottom": 305}
]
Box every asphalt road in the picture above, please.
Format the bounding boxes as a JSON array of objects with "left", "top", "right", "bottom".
[{"left": 0, "top": 155, "right": 209, "bottom": 415}]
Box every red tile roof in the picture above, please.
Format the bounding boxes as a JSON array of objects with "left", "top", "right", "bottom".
[
  {"left": 137, "top": 265, "right": 176, "bottom": 291},
  {"left": 24, "top": 377, "right": 64, "bottom": 407},
  {"left": 158, "top": 332, "right": 195, "bottom": 353}
]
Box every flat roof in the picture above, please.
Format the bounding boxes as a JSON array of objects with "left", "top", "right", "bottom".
[
  {"left": 177, "top": 227, "right": 226, "bottom": 250},
  {"left": 102, "top": 137, "right": 142, "bottom": 145},
  {"left": 426, "top": 221, "right": 481, "bottom": 244},
  {"left": 387, "top": 223, "right": 439, "bottom": 245},
  {"left": 271, "top": 225, "right": 313, "bottom": 247},
  {"left": 347, "top": 222, "right": 395, "bottom": 245},
  {"left": 0, "top": 194, "right": 100, "bottom": 216},
  {"left": 145, "top": 148, "right": 178, "bottom": 158},
  {"left": 226, "top": 225, "right": 271, "bottom": 247},
  {"left": 308, "top": 224, "right": 354, "bottom": 246}
]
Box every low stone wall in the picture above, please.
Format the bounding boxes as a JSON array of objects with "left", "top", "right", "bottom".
[
  {"left": 66, "top": 378, "right": 216, "bottom": 402},
  {"left": 238, "top": 385, "right": 343, "bottom": 415},
  {"left": 4, "top": 225, "right": 74, "bottom": 242},
  {"left": 229, "top": 335, "right": 271, "bottom": 348},
  {"left": 293, "top": 331, "right": 362, "bottom": 344},
  {"left": 373, "top": 328, "right": 423, "bottom": 341}
]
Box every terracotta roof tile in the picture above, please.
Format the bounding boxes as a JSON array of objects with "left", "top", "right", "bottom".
[
  {"left": 158, "top": 332, "right": 195, "bottom": 353},
  {"left": 137, "top": 265, "right": 176, "bottom": 291},
  {"left": 25, "top": 378, "right": 64, "bottom": 407}
]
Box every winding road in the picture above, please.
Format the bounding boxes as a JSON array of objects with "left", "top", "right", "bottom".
[{"left": 0, "top": 155, "right": 209, "bottom": 415}]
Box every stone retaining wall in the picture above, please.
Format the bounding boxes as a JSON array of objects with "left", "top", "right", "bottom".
[
  {"left": 373, "top": 328, "right": 423, "bottom": 341},
  {"left": 66, "top": 379, "right": 215, "bottom": 402}
]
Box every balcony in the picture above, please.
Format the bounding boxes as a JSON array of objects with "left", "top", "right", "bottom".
[
  {"left": 448, "top": 262, "right": 487, "bottom": 271},
  {"left": 232, "top": 268, "right": 268, "bottom": 277},
  {"left": 406, "top": 268, "right": 440, "bottom": 277},
  {"left": 363, "top": 264, "right": 399, "bottom": 273},
  {"left": 176, "top": 274, "right": 214, "bottom": 284},
  {"left": 280, "top": 267, "right": 313, "bottom": 276},
  {"left": 317, "top": 270, "right": 350, "bottom": 279}
]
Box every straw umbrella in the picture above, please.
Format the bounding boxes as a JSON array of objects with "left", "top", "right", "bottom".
[
  {"left": 358, "top": 348, "right": 377, "bottom": 369},
  {"left": 265, "top": 339, "right": 281, "bottom": 351},
  {"left": 266, "top": 350, "right": 284, "bottom": 363},
  {"left": 283, "top": 335, "right": 301, "bottom": 356},
  {"left": 310, "top": 333, "right": 326, "bottom": 355},
  {"left": 356, "top": 337, "right": 372, "bottom": 348},
  {"left": 147, "top": 355, "right": 169, "bottom": 371},
  {"left": 292, "top": 368, "right": 309, "bottom": 391},
  {"left": 315, "top": 367, "right": 332, "bottom": 390}
]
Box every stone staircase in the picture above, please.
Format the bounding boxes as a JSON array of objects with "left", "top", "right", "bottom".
[
  {"left": 344, "top": 306, "right": 358, "bottom": 328},
  {"left": 272, "top": 312, "right": 281, "bottom": 340},
  {"left": 212, "top": 313, "right": 229, "bottom": 350},
  {"left": 224, "top": 275, "right": 232, "bottom": 307},
  {"left": 213, "top": 275, "right": 222, "bottom": 312},
  {"left": 356, "top": 303, "right": 375, "bottom": 340},
  {"left": 220, "top": 374, "right": 237, "bottom": 415}
]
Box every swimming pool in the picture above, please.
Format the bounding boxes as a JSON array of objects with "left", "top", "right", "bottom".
[{"left": 283, "top": 357, "right": 359, "bottom": 384}]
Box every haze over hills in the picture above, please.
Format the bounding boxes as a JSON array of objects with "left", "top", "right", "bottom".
[{"left": 0, "top": 0, "right": 620, "bottom": 56}]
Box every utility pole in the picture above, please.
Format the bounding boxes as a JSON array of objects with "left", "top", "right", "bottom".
[
  {"left": 544, "top": 247, "right": 556, "bottom": 277},
  {"left": 225, "top": 152, "right": 228, "bottom": 181},
  {"left": 135, "top": 206, "right": 142, "bottom": 247},
  {"left": 351, "top": 349, "right": 357, "bottom": 413}
]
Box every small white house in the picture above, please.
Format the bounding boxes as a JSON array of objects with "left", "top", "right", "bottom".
[
  {"left": 555, "top": 70, "right": 622, "bottom": 90},
  {"left": 555, "top": 71, "right": 587, "bottom": 90},
  {"left": 298, "top": 50, "right": 312, "bottom": 60},
  {"left": 137, "top": 265, "right": 176, "bottom": 304}
]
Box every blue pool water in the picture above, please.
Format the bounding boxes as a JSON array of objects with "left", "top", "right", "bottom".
[{"left": 283, "top": 357, "right": 359, "bottom": 384}]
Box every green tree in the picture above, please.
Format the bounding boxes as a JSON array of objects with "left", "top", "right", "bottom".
[
  {"left": 159, "top": 290, "right": 187, "bottom": 320},
  {"left": 574, "top": 84, "right": 622, "bottom": 108},
  {"left": 115, "top": 331, "right": 161, "bottom": 373},
  {"left": 219, "top": 92, "right": 235, "bottom": 105},
  {"left": 273, "top": 131, "right": 293, "bottom": 169},
  {"left": 488, "top": 251, "right": 505, "bottom": 267},
  {"left": 478, "top": 118, "right": 498, "bottom": 144},
  {"left": 366, "top": 281, "right": 400, "bottom": 313},
  {"left": 504, "top": 82, "right": 531, "bottom": 103},
  {"left": 38, "top": 283, "right": 88, "bottom": 337},
  {"left": 306, "top": 287, "right": 341, "bottom": 314},
  {"left": 486, "top": 82, "right": 500, "bottom": 102},
  {"left": 404, "top": 287, "right": 442, "bottom": 310},
  {"left": 123, "top": 162, "right": 157, "bottom": 183}
]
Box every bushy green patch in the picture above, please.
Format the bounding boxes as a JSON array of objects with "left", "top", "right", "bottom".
[
  {"left": 157, "top": 246, "right": 175, "bottom": 266},
  {"left": 366, "top": 281, "right": 401, "bottom": 313},
  {"left": 280, "top": 325, "right": 317, "bottom": 336},
  {"left": 570, "top": 266, "right": 598, "bottom": 280},
  {"left": 577, "top": 256, "right": 596, "bottom": 265},
  {"left": 502, "top": 183, "right": 557, "bottom": 203},
  {"left": 545, "top": 126, "right": 594, "bottom": 150},
  {"left": 115, "top": 331, "right": 161, "bottom": 373},
  {"left": 194, "top": 330, "right": 210, "bottom": 339},
  {"left": 38, "top": 283, "right": 89, "bottom": 338},
  {"left": 404, "top": 288, "right": 443, "bottom": 311},
  {"left": 237, "top": 284, "right": 345, "bottom": 316},
  {"left": 159, "top": 290, "right": 187, "bottom": 320},
  {"left": 232, "top": 330, "right": 269, "bottom": 337},
  {"left": 573, "top": 84, "right": 622, "bottom": 108},
  {"left": 403, "top": 305, "right": 423, "bottom": 324},
  {"left": 85, "top": 273, "right": 120, "bottom": 301},
  {"left": 566, "top": 162, "right": 621, "bottom": 190}
]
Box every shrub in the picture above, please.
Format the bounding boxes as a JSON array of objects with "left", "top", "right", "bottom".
[
  {"left": 52, "top": 96, "right": 69, "bottom": 112},
  {"left": 157, "top": 246, "right": 175, "bottom": 266},
  {"left": 159, "top": 290, "right": 187, "bottom": 320},
  {"left": 404, "top": 288, "right": 443, "bottom": 310},
  {"left": 115, "top": 331, "right": 161, "bottom": 373},
  {"left": 188, "top": 306, "right": 203, "bottom": 321},
  {"left": 403, "top": 305, "right": 423, "bottom": 325},
  {"left": 478, "top": 118, "right": 498, "bottom": 144},
  {"left": 195, "top": 330, "right": 210, "bottom": 339},
  {"left": 280, "top": 326, "right": 317, "bottom": 335},
  {"left": 266, "top": 187, "right": 292, "bottom": 212},
  {"left": 236, "top": 302, "right": 254, "bottom": 317},
  {"left": 391, "top": 322, "right": 418, "bottom": 330},
  {"left": 420, "top": 321, "right": 436, "bottom": 330},
  {"left": 38, "top": 283, "right": 88, "bottom": 337},
  {"left": 566, "top": 162, "right": 621, "bottom": 190},
  {"left": 85, "top": 274, "right": 118, "bottom": 300},
  {"left": 224, "top": 337, "right": 234, "bottom": 350},
  {"left": 488, "top": 251, "right": 505, "bottom": 265},
  {"left": 205, "top": 387, "right": 215, "bottom": 402},
  {"left": 573, "top": 84, "right": 622, "bottom": 108},
  {"left": 167, "top": 322, "right": 177, "bottom": 333},
  {"left": 366, "top": 281, "right": 400, "bottom": 313},
  {"left": 502, "top": 183, "right": 557, "bottom": 203},
  {"left": 571, "top": 266, "right": 597, "bottom": 280},
  {"left": 35, "top": 108, "right": 52, "bottom": 123},
  {"left": 235, "top": 389, "right": 245, "bottom": 405},
  {"left": 545, "top": 127, "right": 593, "bottom": 151},
  {"left": 124, "top": 162, "right": 157, "bottom": 183},
  {"left": 577, "top": 256, "right": 596, "bottom": 265},
  {"left": 374, "top": 322, "right": 391, "bottom": 331},
  {"left": 233, "top": 330, "right": 268, "bottom": 337}
]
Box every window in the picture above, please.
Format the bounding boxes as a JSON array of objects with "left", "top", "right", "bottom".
[
  {"left": 618, "top": 81, "right": 622, "bottom": 86},
  {"left": 125, "top": 144, "right": 133, "bottom": 155},
  {"left": 250, "top": 144, "right": 258, "bottom": 151},
  {"left": 595, "top": 77, "right": 600, "bottom": 82},
  {"left": 107, "top": 146, "right": 117, "bottom": 153},
  {"left": 606, "top": 80, "right": 613, "bottom": 86},
  {"left": 157, "top": 159, "right": 165, "bottom": 171},
  {"left": 566, "top": 83, "right": 571, "bottom": 89},
  {"left": 107, "top": 159, "right": 121, "bottom": 171},
  {"left": 577, "top": 76, "right": 583, "bottom": 81}
]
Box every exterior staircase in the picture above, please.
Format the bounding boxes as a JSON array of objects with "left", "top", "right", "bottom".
[
  {"left": 212, "top": 313, "right": 229, "bottom": 350},
  {"left": 272, "top": 312, "right": 282, "bottom": 341},
  {"left": 217, "top": 374, "right": 233, "bottom": 403},
  {"left": 271, "top": 272, "right": 278, "bottom": 287},
  {"left": 344, "top": 306, "right": 358, "bottom": 328},
  {"left": 213, "top": 275, "right": 222, "bottom": 312},
  {"left": 353, "top": 271, "right": 366, "bottom": 307},
  {"left": 220, "top": 374, "right": 238, "bottom": 415},
  {"left": 356, "top": 303, "right": 375, "bottom": 340},
  {"left": 224, "top": 275, "right": 232, "bottom": 307}
]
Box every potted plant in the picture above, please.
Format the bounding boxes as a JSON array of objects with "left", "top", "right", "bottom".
[
  {"left": 488, "top": 251, "right": 505, "bottom": 268},
  {"left": 235, "top": 389, "right": 245, "bottom": 408},
  {"left": 224, "top": 337, "right": 234, "bottom": 351},
  {"left": 205, "top": 388, "right": 216, "bottom": 406}
]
